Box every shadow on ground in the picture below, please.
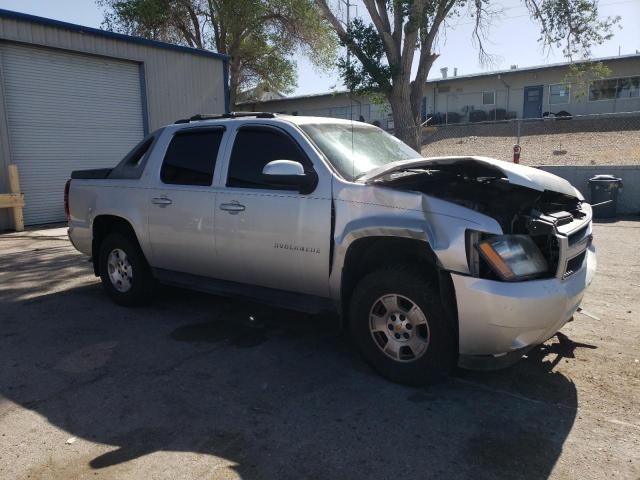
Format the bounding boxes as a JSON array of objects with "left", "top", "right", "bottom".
[{"left": 0, "top": 246, "right": 590, "bottom": 479}]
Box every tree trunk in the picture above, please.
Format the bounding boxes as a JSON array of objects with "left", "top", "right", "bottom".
[{"left": 388, "top": 85, "right": 421, "bottom": 151}]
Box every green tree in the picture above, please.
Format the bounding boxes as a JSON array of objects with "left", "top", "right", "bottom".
[
  {"left": 563, "top": 61, "right": 612, "bottom": 101},
  {"left": 98, "top": 0, "right": 336, "bottom": 107},
  {"left": 315, "top": 0, "right": 620, "bottom": 150}
]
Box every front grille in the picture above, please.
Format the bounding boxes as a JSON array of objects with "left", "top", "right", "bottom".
[
  {"left": 547, "top": 200, "right": 592, "bottom": 280},
  {"left": 568, "top": 224, "right": 589, "bottom": 245},
  {"left": 564, "top": 251, "right": 586, "bottom": 278}
]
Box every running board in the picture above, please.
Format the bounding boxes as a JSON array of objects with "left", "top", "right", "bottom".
[{"left": 152, "top": 268, "right": 336, "bottom": 315}]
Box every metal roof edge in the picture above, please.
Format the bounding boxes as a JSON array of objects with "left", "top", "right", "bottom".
[
  {"left": 0, "top": 8, "right": 230, "bottom": 61},
  {"left": 431, "top": 54, "right": 640, "bottom": 83}
]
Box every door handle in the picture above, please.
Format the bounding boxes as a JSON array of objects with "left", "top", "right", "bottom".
[
  {"left": 219, "top": 202, "right": 246, "bottom": 214},
  {"left": 152, "top": 196, "right": 173, "bottom": 207}
]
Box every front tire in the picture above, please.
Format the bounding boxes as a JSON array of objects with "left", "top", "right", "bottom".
[
  {"left": 98, "top": 233, "right": 153, "bottom": 307},
  {"left": 349, "top": 266, "right": 455, "bottom": 386}
]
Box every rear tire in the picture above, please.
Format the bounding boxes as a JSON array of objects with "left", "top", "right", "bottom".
[
  {"left": 98, "top": 232, "right": 153, "bottom": 307},
  {"left": 349, "top": 266, "right": 455, "bottom": 386}
]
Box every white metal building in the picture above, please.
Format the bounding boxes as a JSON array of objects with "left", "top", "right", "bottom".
[{"left": 0, "top": 9, "right": 229, "bottom": 227}]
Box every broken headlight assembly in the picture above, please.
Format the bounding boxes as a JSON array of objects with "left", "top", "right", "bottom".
[{"left": 470, "top": 234, "right": 549, "bottom": 281}]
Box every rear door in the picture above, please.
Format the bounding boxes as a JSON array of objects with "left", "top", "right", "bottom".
[
  {"left": 146, "top": 127, "right": 224, "bottom": 276},
  {"left": 213, "top": 124, "right": 332, "bottom": 297}
]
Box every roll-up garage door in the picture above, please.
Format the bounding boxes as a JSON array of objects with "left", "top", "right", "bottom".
[{"left": 0, "top": 43, "right": 145, "bottom": 225}]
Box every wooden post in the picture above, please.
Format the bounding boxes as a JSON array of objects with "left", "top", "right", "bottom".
[{"left": 7, "top": 164, "right": 24, "bottom": 232}]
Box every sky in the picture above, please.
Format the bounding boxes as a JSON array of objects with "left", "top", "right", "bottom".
[{"left": 0, "top": 0, "right": 638, "bottom": 96}]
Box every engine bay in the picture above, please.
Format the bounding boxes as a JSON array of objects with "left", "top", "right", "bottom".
[
  {"left": 377, "top": 162, "right": 586, "bottom": 279},
  {"left": 377, "top": 162, "right": 583, "bottom": 232}
]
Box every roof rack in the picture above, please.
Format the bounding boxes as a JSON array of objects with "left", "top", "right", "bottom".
[{"left": 174, "top": 112, "right": 277, "bottom": 124}]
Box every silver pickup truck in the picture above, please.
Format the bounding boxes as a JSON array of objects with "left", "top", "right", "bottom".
[{"left": 66, "top": 112, "right": 596, "bottom": 385}]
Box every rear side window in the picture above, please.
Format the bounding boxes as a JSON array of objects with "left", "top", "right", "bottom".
[
  {"left": 161, "top": 129, "right": 223, "bottom": 186},
  {"left": 126, "top": 137, "right": 153, "bottom": 167},
  {"left": 227, "top": 127, "right": 310, "bottom": 189},
  {"left": 108, "top": 133, "right": 157, "bottom": 180}
]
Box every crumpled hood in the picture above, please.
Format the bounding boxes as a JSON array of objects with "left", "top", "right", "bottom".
[{"left": 358, "top": 155, "right": 577, "bottom": 197}]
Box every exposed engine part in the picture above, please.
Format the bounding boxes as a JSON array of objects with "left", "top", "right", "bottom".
[
  {"left": 378, "top": 164, "right": 581, "bottom": 233},
  {"left": 380, "top": 164, "right": 585, "bottom": 280}
]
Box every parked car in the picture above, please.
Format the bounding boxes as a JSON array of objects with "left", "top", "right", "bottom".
[{"left": 65, "top": 112, "right": 596, "bottom": 385}]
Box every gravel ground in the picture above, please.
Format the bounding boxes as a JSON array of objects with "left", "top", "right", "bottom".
[
  {"left": 421, "top": 116, "right": 640, "bottom": 166},
  {"left": 0, "top": 223, "right": 639, "bottom": 480},
  {"left": 422, "top": 130, "right": 640, "bottom": 166}
]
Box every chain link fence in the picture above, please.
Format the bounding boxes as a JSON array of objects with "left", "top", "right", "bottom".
[{"left": 421, "top": 111, "right": 640, "bottom": 166}]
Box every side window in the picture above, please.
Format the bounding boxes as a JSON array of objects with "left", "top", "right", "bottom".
[
  {"left": 109, "top": 134, "right": 157, "bottom": 179},
  {"left": 160, "top": 129, "right": 223, "bottom": 186},
  {"left": 227, "top": 127, "right": 310, "bottom": 189},
  {"left": 127, "top": 138, "right": 153, "bottom": 166}
]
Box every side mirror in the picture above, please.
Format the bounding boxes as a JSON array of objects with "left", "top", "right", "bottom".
[{"left": 261, "top": 160, "right": 317, "bottom": 194}]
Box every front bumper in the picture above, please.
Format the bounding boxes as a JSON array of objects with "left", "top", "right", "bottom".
[{"left": 453, "top": 243, "right": 596, "bottom": 370}]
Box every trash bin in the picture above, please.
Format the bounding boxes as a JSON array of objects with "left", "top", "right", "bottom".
[{"left": 588, "top": 174, "right": 623, "bottom": 218}]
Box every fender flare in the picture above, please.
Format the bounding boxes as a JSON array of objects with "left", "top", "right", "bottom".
[{"left": 329, "top": 219, "right": 436, "bottom": 301}]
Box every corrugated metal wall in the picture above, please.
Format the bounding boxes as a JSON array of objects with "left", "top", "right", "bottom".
[
  {"left": 0, "top": 11, "right": 227, "bottom": 227},
  {"left": 1, "top": 43, "right": 145, "bottom": 224},
  {"left": 0, "top": 15, "right": 226, "bottom": 130}
]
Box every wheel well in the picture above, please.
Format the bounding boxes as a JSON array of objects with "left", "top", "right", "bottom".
[
  {"left": 341, "top": 237, "right": 458, "bottom": 333},
  {"left": 91, "top": 215, "right": 140, "bottom": 276}
]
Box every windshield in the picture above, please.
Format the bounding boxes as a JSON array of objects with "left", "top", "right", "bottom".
[{"left": 299, "top": 123, "right": 421, "bottom": 181}]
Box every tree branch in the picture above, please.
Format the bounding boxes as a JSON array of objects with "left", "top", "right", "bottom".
[
  {"left": 362, "top": 0, "right": 399, "bottom": 65},
  {"left": 410, "top": 0, "right": 456, "bottom": 119},
  {"left": 524, "top": 0, "right": 553, "bottom": 48},
  {"left": 398, "top": 0, "right": 425, "bottom": 83},
  {"left": 375, "top": 0, "right": 391, "bottom": 32},
  {"left": 392, "top": 1, "right": 402, "bottom": 48},
  {"left": 471, "top": 0, "right": 495, "bottom": 66},
  {"left": 315, "top": 0, "right": 392, "bottom": 90},
  {"left": 179, "top": 0, "right": 203, "bottom": 48}
]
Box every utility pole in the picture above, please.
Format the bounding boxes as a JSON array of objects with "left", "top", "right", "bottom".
[
  {"left": 337, "top": 0, "right": 356, "bottom": 69},
  {"left": 339, "top": 0, "right": 355, "bottom": 63}
]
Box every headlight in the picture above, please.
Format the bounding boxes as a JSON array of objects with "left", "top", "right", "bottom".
[{"left": 477, "top": 235, "right": 548, "bottom": 281}]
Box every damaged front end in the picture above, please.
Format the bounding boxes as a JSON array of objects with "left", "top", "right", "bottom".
[{"left": 362, "top": 156, "right": 593, "bottom": 282}]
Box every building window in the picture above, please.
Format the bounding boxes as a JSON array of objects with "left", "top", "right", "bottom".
[
  {"left": 589, "top": 76, "right": 640, "bottom": 101},
  {"left": 482, "top": 91, "right": 495, "bottom": 105},
  {"left": 549, "top": 84, "right": 570, "bottom": 104},
  {"left": 617, "top": 77, "right": 640, "bottom": 98},
  {"left": 589, "top": 79, "right": 618, "bottom": 100}
]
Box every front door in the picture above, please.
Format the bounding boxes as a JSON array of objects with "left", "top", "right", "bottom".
[
  {"left": 523, "top": 85, "right": 543, "bottom": 119},
  {"left": 214, "top": 125, "right": 332, "bottom": 297},
  {"left": 147, "top": 127, "right": 224, "bottom": 276}
]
